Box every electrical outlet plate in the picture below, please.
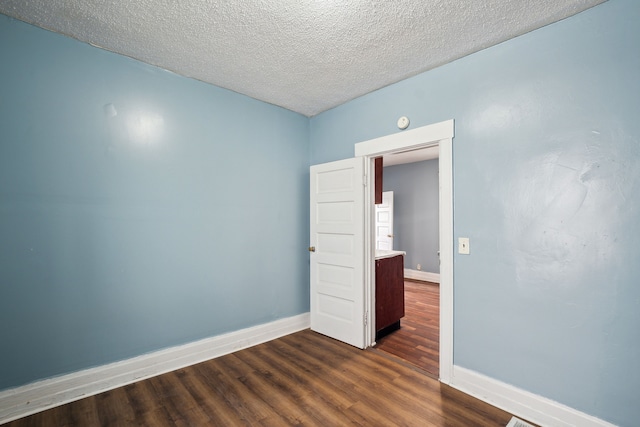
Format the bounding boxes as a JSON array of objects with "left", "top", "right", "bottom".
[{"left": 458, "top": 237, "right": 470, "bottom": 255}]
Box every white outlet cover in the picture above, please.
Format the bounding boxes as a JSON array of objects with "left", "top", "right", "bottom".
[{"left": 458, "top": 237, "right": 470, "bottom": 255}]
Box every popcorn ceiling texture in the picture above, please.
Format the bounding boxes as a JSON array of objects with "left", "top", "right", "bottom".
[{"left": 0, "top": 0, "right": 605, "bottom": 116}]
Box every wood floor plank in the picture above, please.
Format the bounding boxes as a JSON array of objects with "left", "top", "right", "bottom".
[
  {"left": 284, "top": 333, "right": 452, "bottom": 426},
  {"left": 375, "top": 279, "right": 440, "bottom": 377},
  {"left": 233, "top": 366, "right": 312, "bottom": 425},
  {"left": 176, "top": 365, "right": 249, "bottom": 426},
  {"left": 64, "top": 393, "right": 100, "bottom": 427},
  {"left": 250, "top": 340, "right": 365, "bottom": 426},
  {"left": 122, "top": 381, "right": 172, "bottom": 427},
  {"left": 94, "top": 387, "right": 136, "bottom": 427},
  {"left": 232, "top": 346, "right": 343, "bottom": 426},
  {"left": 8, "top": 327, "right": 518, "bottom": 426},
  {"left": 269, "top": 335, "right": 400, "bottom": 426},
  {"left": 149, "top": 371, "right": 213, "bottom": 425},
  {"left": 277, "top": 335, "right": 430, "bottom": 426},
  {"left": 192, "top": 356, "right": 275, "bottom": 425},
  {"left": 343, "top": 400, "right": 405, "bottom": 426}
]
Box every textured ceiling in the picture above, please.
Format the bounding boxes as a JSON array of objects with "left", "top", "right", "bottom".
[{"left": 0, "top": 0, "right": 605, "bottom": 116}]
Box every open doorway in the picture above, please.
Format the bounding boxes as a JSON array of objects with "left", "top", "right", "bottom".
[
  {"left": 355, "top": 119, "right": 454, "bottom": 383},
  {"left": 374, "top": 155, "right": 440, "bottom": 378}
]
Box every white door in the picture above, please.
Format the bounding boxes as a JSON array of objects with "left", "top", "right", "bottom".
[
  {"left": 375, "top": 191, "right": 394, "bottom": 250},
  {"left": 309, "top": 157, "right": 365, "bottom": 349}
]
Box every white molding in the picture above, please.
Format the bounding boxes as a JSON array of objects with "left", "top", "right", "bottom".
[
  {"left": 451, "top": 366, "right": 616, "bottom": 427},
  {"left": 438, "top": 136, "right": 454, "bottom": 385},
  {"left": 0, "top": 313, "right": 310, "bottom": 425},
  {"left": 355, "top": 119, "right": 454, "bottom": 157},
  {"left": 404, "top": 268, "right": 440, "bottom": 283},
  {"left": 363, "top": 157, "right": 376, "bottom": 348}
]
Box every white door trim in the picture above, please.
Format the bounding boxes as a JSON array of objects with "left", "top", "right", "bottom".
[{"left": 355, "top": 119, "right": 454, "bottom": 384}]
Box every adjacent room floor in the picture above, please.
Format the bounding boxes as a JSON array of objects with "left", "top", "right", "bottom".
[{"left": 374, "top": 279, "right": 440, "bottom": 378}]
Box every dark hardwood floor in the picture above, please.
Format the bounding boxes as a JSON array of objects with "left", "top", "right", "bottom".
[
  {"left": 6, "top": 328, "right": 514, "bottom": 426},
  {"left": 375, "top": 280, "right": 439, "bottom": 377}
]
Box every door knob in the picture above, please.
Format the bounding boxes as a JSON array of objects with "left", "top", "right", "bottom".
[{"left": 308, "top": 246, "right": 316, "bottom": 252}]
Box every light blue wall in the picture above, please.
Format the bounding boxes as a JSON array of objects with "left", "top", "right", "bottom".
[
  {"left": 0, "top": 15, "right": 309, "bottom": 390},
  {"left": 2, "top": 2, "right": 640, "bottom": 424},
  {"left": 383, "top": 160, "right": 439, "bottom": 273},
  {"left": 310, "top": 1, "right": 640, "bottom": 425}
]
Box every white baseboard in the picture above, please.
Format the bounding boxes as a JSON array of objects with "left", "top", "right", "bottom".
[
  {"left": 0, "top": 313, "right": 310, "bottom": 424},
  {"left": 450, "top": 366, "right": 616, "bottom": 427},
  {"left": 404, "top": 268, "right": 440, "bottom": 283}
]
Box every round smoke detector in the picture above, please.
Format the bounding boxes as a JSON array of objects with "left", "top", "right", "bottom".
[{"left": 397, "top": 116, "right": 410, "bottom": 129}]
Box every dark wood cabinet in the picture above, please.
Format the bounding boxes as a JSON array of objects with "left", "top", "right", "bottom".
[{"left": 375, "top": 254, "right": 404, "bottom": 339}]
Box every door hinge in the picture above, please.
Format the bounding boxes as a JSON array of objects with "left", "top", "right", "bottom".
[
  {"left": 364, "top": 311, "right": 368, "bottom": 327},
  {"left": 363, "top": 174, "right": 367, "bottom": 186}
]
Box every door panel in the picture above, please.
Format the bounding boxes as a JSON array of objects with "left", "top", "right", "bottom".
[
  {"left": 375, "top": 191, "right": 394, "bottom": 250},
  {"left": 310, "top": 157, "right": 365, "bottom": 349}
]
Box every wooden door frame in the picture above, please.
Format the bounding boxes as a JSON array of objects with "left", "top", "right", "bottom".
[{"left": 355, "top": 119, "right": 454, "bottom": 384}]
